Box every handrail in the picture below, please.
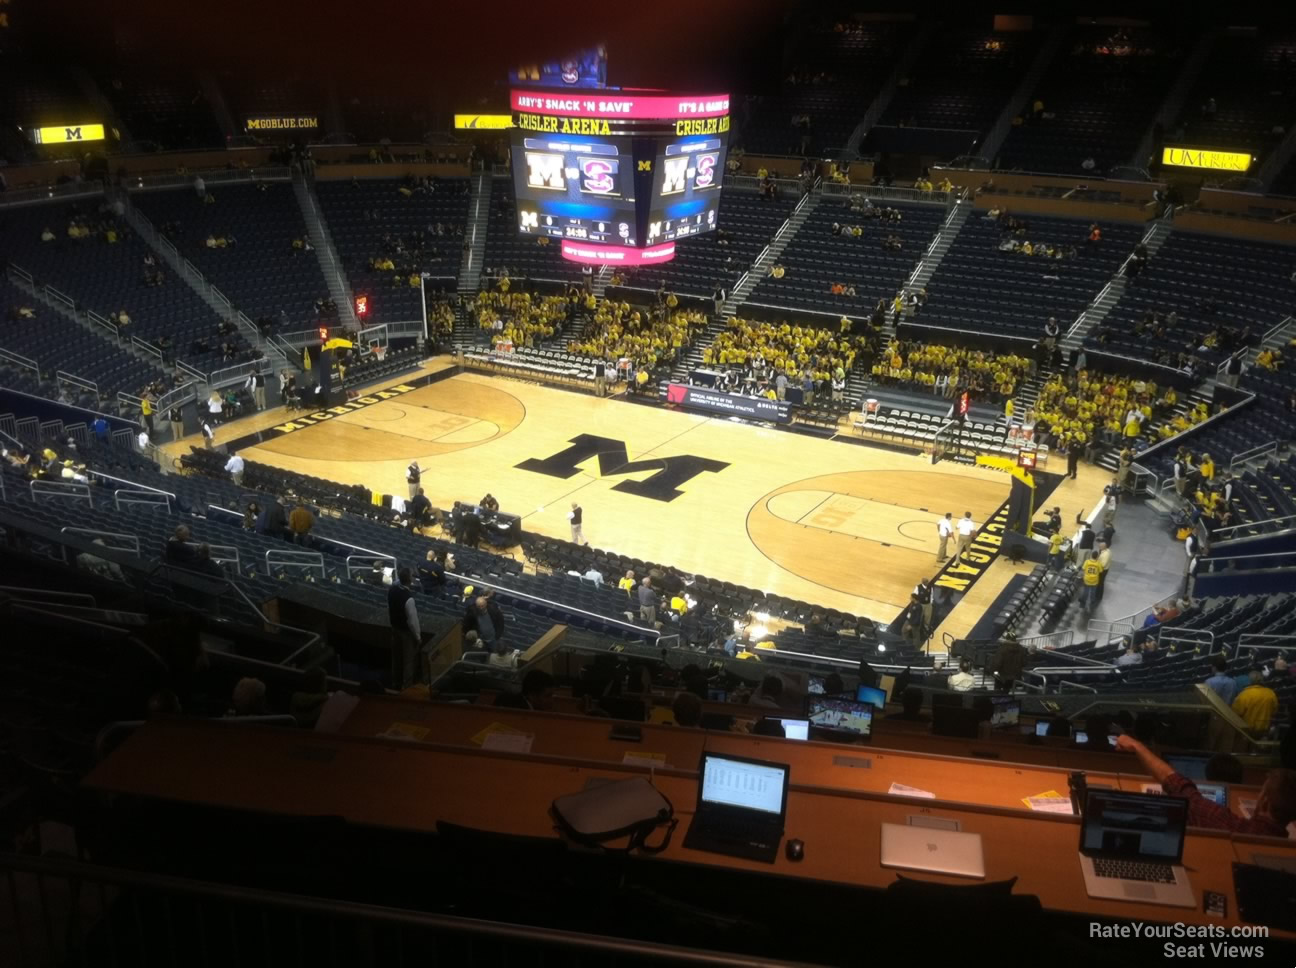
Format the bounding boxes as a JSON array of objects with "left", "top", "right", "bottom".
[
  {"left": 10, "top": 602, "right": 168, "bottom": 671},
  {"left": 0, "top": 584, "right": 98, "bottom": 606},
  {"left": 1087, "top": 592, "right": 1180, "bottom": 644},
  {"left": 88, "top": 468, "right": 176, "bottom": 499},
  {"left": 444, "top": 568, "right": 661, "bottom": 641},
  {"left": 0, "top": 346, "right": 40, "bottom": 375},
  {"left": 210, "top": 286, "right": 232, "bottom": 314},
  {"left": 893, "top": 319, "right": 1038, "bottom": 345},
  {"left": 0, "top": 851, "right": 805, "bottom": 968},
  {"left": 114, "top": 488, "right": 172, "bottom": 512},
  {"left": 128, "top": 166, "right": 293, "bottom": 191},
  {"left": 132, "top": 335, "right": 165, "bottom": 362},
  {"left": 1158, "top": 627, "right": 1215, "bottom": 650},
  {"left": 86, "top": 309, "right": 119, "bottom": 337},
  {"left": 1235, "top": 633, "right": 1296, "bottom": 658},
  {"left": 818, "top": 182, "right": 952, "bottom": 206},
  {"left": 157, "top": 380, "right": 200, "bottom": 415},
  {"left": 30, "top": 479, "right": 92, "bottom": 504},
  {"left": 1018, "top": 628, "right": 1076, "bottom": 651},
  {"left": 0, "top": 504, "right": 323, "bottom": 664},
  {"left": 176, "top": 359, "right": 208, "bottom": 382},
  {"left": 1228, "top": 440, "right": 1278, "bottom": 472},
  {"left": 116, "top": 390, "right": 145, "bottom": 411},
  {"left": 1134, "top": 387, "right": 1257, "bottom": 471},
  {"left": 45, "top": 285, "right": 76, "bottom": 310},
  {"left": 55, "top": 369, "right": 99, "bottom": 394},
  {"left": 205, "top": 543, "right": 241, "bottom": 566},
  {"left": 264, "top": 548, "right": 327, "bottom": 577},
  {"left": 345, "top": 553, "right": 396, "bottom": 580},
  {"left": 427, "top": 654, "right": 509, "bottom": 688},
  {"left": 1211, "top": 512, "right": 1296, "bottom": 537},
  {"left": 1200, "top": 550, "right": 1296, "bottom": 572},
  {"left": 59, "top": 527, "right": 140, "bottom": 553},
  {"left": 1058, "top": 680, "right": 1098, "bottom": 694},
  {"left": 207, "top": 356, "right": 272, "bottom": 389}
]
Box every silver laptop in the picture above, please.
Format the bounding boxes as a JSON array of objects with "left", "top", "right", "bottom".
[
  {"left": 771, "top": 718, "right": 809, "bottom": 741},
  {"left": 1079, "top": 789, "right": 1195, "bottom": 908},
  {"left": 880, "top": 822, "right": 986, "bottom": 879}
]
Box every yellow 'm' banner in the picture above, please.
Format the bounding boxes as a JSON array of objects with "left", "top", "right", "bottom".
[
  {"left": 31, "top": 123, "right": 105, "bottom": 144},
  {"left": 1161, "top": 146, "right": 1252, "bottom": 172}
]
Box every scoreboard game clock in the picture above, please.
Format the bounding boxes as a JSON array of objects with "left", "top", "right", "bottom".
[{"left": 509, "top": 89, "right": 730, "bottom": 264}]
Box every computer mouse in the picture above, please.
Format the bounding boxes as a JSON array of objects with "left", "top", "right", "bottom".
[{"left": 785, "top": 838, "right": 805, "bottom": 862}]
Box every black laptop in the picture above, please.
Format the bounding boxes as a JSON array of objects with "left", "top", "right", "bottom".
[{"left": 682, "top": 752, "right": 790, "bottom": 864}]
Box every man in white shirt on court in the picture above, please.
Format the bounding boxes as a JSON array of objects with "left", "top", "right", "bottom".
[
  {"left": 936, "top": 512, "right": 954, "bottom": 560},
  {"left": 956, "top": 511, "right": 977, "bottom": 561}
]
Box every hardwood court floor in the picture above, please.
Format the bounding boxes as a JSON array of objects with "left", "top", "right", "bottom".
[{"left": 221, "top": 370, "right": 1025, "bottom": 622}]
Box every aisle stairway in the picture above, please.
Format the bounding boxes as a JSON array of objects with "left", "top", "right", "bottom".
[
  {"left": 888, "top": 192, "right": 973, "bottom": 340},
  {"left": 292, "top": 173, "right": 358, "bottom": 331},
  {"left": 457, "top": 172, "right": 491, "bottom": 297},
  {"left": 1061, "top": 217, "right": 1173, "bottom": 356},
  {"left": 121, "top": 192, "right": 287, "bottom": 370},
  {"left": 720, "top": 188, "right": 820, "bottom": 318}
]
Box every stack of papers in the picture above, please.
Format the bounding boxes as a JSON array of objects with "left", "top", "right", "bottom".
[
  {"left": 888, "top": 782, "right": 936, "bottom": 799},
  {"left": 622, "top": 752, "right": 669, "bottom": 768},
  {"left": 378, "top": 722, "right": 430, "bottom": 741},
  {"left": 471, "top": 721, "right": 534, "bottom": 753},
  {"left": 1022, "top": 790, "right": 1074, "bottom": 814}
]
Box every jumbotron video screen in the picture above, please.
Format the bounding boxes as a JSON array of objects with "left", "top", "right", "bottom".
[{"left": 509, "top": 90, "right": 729, "bottom": 264}]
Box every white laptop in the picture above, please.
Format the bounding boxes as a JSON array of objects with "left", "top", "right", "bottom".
[
  {"left": 1079, "top": 789, "right": 1195, "bottom": 908},
  {"left": 771, "top": 718, "right": 810, "bottom": 741},
  {"left": 880, "top": 822, "right": 986, "bottom": 879}
]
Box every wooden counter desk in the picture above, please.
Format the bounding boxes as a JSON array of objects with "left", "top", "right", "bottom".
[
  {"left": 336, "top": 695, "right": 708, "bottom": 769},
  {"left": 337, "top": 697, "right": 1263, "bottom": 816},
  {"left": 82, "top": 718, "right": 1296, "bottom": 939}
]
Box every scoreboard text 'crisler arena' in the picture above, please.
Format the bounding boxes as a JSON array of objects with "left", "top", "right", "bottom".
[{"left": 509, "top": 90, "right": 730, "bottom": 265}]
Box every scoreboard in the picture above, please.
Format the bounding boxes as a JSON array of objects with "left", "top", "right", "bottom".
[{"left": 510, "top": 89, "right": 729, "bottom": 264}]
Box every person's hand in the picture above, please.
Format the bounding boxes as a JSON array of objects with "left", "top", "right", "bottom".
[{"left": 1113, "top": 734, "right": 1139, "bottom": 753}]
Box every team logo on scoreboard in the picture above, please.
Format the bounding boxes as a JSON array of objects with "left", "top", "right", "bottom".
[
  {"left": 525, "top": 151, "right": 566, "bottom": 190},
  {"left": 520, "top": 210, "right": 539, "bottom": 228},
  {"left": 661, "top": 156, "right": 689, "bottom": 196},
  {"left": 578, "top": 157, "right": 619, "bottom": 196},
  {"left": 661, "top": 153, "right": 718, "bottom": 194},
  {"left": 693, "top": 152, "right": 717, "bottom": 189}
]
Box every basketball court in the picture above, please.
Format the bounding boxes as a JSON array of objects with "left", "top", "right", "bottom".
[{"left": 187, "top": 367, "right": 1087, "bottom": 623}]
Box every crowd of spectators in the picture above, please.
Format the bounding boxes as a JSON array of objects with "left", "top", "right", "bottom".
[
  {"left": 701, "top": 317, "right": 872, "bottom": 397},
  {"left": 474, "top": 289, "right": 573, "bottom": 347},
  {"left": 868, "top": 340, "right": 1031, "bottom": 404},
  {"left": 1028, "top": 368, "right": 1201, "bottom": 453},
  {"left": 568, "top": 299, "right": 708, "bottom": 369},
  {"left": 986, "top": 207, "right": 1089, "bottom": 261}
]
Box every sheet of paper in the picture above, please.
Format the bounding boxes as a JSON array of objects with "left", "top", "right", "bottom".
[
  {"left": 1022, "top": 789, "right": 1063, "bottom": 808},
  {"left": 481, "top": 731, "right": 534, "bottom": 753},
  {"left": 1239, "top": 797, "right": 1256, "bottom": 819},
  {"left": 622, "top": 752, "right": 668, "bottom": 768},
  {"left": 313, "top": 691, "right": 359, "bottom": 733},
  {"left": 469, "top": 721, "right": 529, "bottom": 746},
  {"left": 379, "top": 722, "right": 429, "bottom": 741},
  {"left": 888, "top": 782, "right": 935, "bottom": 799},
  {"left": 1025, "top": 796, "right": 1074, "bottom": 814}
]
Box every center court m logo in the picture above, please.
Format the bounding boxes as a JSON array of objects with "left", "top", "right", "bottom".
[{"left": 516, "top": 433, "right": 728, "bottom": 502}]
